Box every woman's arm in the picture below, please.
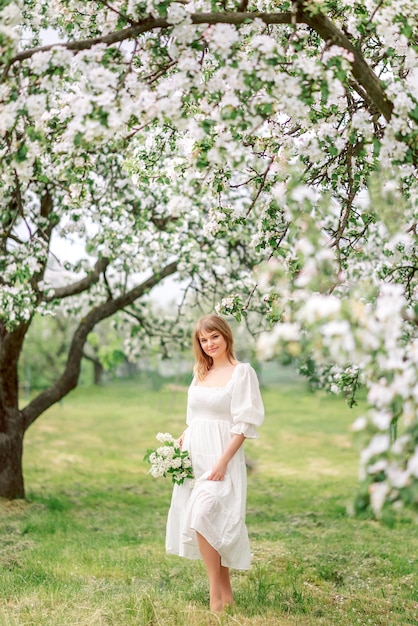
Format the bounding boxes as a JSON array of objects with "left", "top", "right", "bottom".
[{"left": 208, "top": 433, "right": 245, "bottom": 481}]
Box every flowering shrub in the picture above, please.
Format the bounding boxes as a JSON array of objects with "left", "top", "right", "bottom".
[{"left": 144, "top": 433, "right": 194, "bottom": 485}]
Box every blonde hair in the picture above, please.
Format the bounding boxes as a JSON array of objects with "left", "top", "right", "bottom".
[{"left": 192, "top": 314, "right": 236, "bottom": 381}]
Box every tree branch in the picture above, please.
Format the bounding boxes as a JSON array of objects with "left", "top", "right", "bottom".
[
  {"left": 299, "top": 8, "right": 393, "bottom": 121},
  {"left": 99, "top": 1, "right": 138, "bottom": 27},
  {"left": 45, "top": 257, "right": 110, "bottom": 301},
  {"left": 2, "top": 8, "right": 393, "bottom": 123},
  {"left": 21, "top": 260, "right": 178, "bottom": 428},
  {"left": 1, "top": 12, "right": 293, "bottom": 77},
  {"left": 31, "top": 189, "right": 56, "bottom": 292}
]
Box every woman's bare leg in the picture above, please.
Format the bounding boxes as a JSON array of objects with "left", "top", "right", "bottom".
[
  {"left": 220, "top": 565, "right": 234, "bottom": 607},
  {"left": 196, "top": 532, "right": 223, "bottom": 611}
]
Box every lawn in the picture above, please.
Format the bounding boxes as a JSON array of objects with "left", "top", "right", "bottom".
[{"left": 0, "top": 374, "right": 416, "bottom": 626}]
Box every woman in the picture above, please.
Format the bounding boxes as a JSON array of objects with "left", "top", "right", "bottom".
[{"left": 165, "top": 314, "right": 264, "bottom": 612}]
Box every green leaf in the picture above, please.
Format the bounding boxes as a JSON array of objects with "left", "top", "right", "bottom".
[{"left": 15, "top": 143, "right": 28, "bottom": 162}]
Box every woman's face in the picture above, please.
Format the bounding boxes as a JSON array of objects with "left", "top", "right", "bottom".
[{"left": 198, "top": 328, "right": 228, "bottom": 360}]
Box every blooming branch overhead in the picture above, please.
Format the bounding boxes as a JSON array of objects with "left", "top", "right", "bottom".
[{"left": 0, "top": 1, "right": 417, "bottom": 515}]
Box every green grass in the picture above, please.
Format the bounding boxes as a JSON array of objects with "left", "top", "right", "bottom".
[{"left": 0, "top": 376, "right": 417, "bottom": 626}]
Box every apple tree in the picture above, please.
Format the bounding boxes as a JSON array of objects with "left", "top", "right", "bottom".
[{"left": 0, "top": 1, "right": 417, "bottom": 517}]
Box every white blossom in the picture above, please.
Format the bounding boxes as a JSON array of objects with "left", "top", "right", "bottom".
[
  {"left": 352, "top": 416, "right": 367, "bottom": 432},
  {"left": 297, "top": 295, "right": 341, "bottom": 324},
  {"left": 407, "top": 448, "right": 418, "bottom": 478},
  {"left": 369, "top": 481, "right": 390, "bottom": 516},
  {"left": 167, "top": 3, "right": 192, "bottom": 25},
  {"left": 207, "top": 24, "right": 239, "bottom": 55}
]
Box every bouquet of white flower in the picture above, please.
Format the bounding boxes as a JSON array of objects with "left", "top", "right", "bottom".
[{"left": 144, "top": 432, "right": 194, "bottom": 485}]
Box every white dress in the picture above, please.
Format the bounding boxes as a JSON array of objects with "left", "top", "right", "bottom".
[{"left": 165, "top": 362, "right": 264, "bottom": 570}]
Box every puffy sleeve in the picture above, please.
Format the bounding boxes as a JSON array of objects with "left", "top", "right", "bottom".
[{"left": 230, "top": 363, "right": 264, "bottom": 439}]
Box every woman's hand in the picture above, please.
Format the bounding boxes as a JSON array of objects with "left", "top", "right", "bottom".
[
  {"left": 208, "top": 433, "right": 245, "bottom": 481},
  {"left": 177, "top": 431, "right": 185, "bottom": 450},
  {"left": 208, "top": 459, "right": 228, "bottom": 481}
]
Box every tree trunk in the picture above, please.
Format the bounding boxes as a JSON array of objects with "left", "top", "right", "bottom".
[
  {"left": 0, "top": 414, "right": 24, "bottom": 499},
  {"left": 83, "top": 352, "right": 104, "bottom": 385},
  {"left": 93, "top": 359, "right": 104, "bottom": 385},
  {"left": 0, "top": 323, "right": 27, "bottom": 499}
]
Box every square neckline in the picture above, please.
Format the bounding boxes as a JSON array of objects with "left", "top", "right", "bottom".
[{"left": 193, "top": 362, "right": 242, "bottom": 389}]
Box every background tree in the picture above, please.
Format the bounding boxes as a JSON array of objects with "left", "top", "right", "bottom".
[
  {"left": 19, "top": 314, "right": 131, "bottom": 389},
  {"left": 0, "top": 1, "right": 417, "bottom": 516},
  {"left": 17, "top": 314, "right": 86, "bottom": 393}
]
